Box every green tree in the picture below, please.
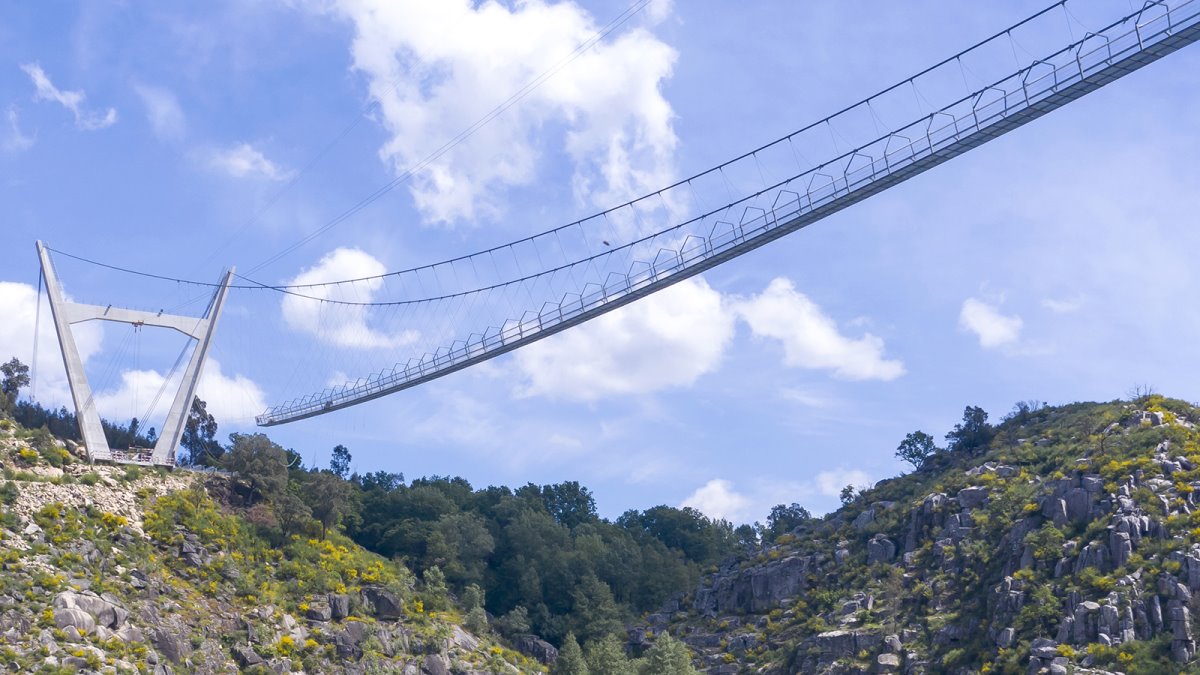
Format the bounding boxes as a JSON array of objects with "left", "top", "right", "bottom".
[
  {"left": 839, "top": 484, "right": 861, "bottom": 507},
  {"left": 462, "top": 584, "right": 485, "bottom": 610},
  {"left": 639, "top": 633, "right": 697, "bottom": 675},
  {"left": 585, "top": 634, "right": 636, "bottom": 675},
  {"left": 225, "top": 433, "right": 288, "bottom": 500},
  {"left": 568, "top": 574, "right": 622, "bottom": 644},
  {"left": 422, "top": 565, "right": 449, "bottom": 611},
  {"left": 734, "top": 523, "right": 759, "bottom": 548},
  {"left": 763, "top": 503, "right": 812, "bottom": 542},
  {"left": 552, "top": 633, "right": 589, "bottom": 675},
  {"left": 428, "top": 511, "right": 495, "bottom": 586},
  {"left": 895, "top": 430, "right": 938, "bottom": 469},
  {"left": 946, "top": 406, "right": 995, "bottom": 453},
  {"left": 330, "top": 444, "right": 352, "bottom": 479},
  {"left": 273, "top": 489, "right": 314, "bottom": 537},
  {"left": 304, "top": 471, "right": 353, "bottom": 539},
  {"left": 0, "top": 357, "right": 30, "bottom": 399},
  {"left": 495, "top": 606, "right": 530, "bottom": 637},
  {"left": 181, "top": 397, "right": 222, "bottom": 466}
]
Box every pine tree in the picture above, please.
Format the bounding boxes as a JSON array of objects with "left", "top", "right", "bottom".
[
  {"left": 585, "top": 634, "right": 635, "bottom": 675},
  {"left": 639, "top": 633, "right": 698, "bottom": 675},
  {"left": 552, "top": 633, "right": 589, "bottom": 675}
]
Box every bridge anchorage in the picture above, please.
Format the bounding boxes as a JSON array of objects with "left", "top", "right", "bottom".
[
  {"left": 255, "top": 0, "right": 1200, "bottom": 427},
  {"left": 37, "top": 242, "right": 234, "bottom": 466}
]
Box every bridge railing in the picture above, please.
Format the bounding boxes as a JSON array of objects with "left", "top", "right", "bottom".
[{"left": 258, "top": 0, "right": 1200, "bottom": 426}]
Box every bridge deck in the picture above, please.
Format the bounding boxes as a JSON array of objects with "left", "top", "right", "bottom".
[{"left": 259, "top": 1, "right": 1200, "bottom": 426}]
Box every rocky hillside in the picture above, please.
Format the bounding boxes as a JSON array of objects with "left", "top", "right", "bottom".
[
  {"left": 0, "top": 420, "right": 542, "bottom": 674},
  {"left": 636, "top": 396, "right": 1200, "bottom": 674}
]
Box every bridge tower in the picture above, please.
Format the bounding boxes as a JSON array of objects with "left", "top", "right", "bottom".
[{"left": 36, "top": 241, "right": 234, "bottom": 466}]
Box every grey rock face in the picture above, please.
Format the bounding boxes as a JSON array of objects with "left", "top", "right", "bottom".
[
  {"left": 1029, "top": 637, "right": 1058, "bottom": 659},
  {"left": 232, "top": 644, "right": 263, "bottom": 668},
  {"left": 995, "top": 627, "right": 1015, "bottom": 648},
  {"left": 957, "top": 486, "right": 989, "bottom": 509},
  {"left": 694, "top": 554, "right": 815, "bottom": 615},
  {"left": 334, "top": 622, "right": 368, "bottom": 660},
  {"left": 305, "top": 603, "right": 332, "bottom": 622},
  {"left": 53, "top": 608, "right": 95, "bottom": 634},
  {"left": 328, "top": 593, "right": 350, "bottom": 621},
  {"left": 875, "top": 652, "right": 901, "bottom": 672},
  {"left": 513, "top": 635, "right": 558, "bottom": 665},
  {"left": 867, "top": 535, "right": 897, "bottom": 565},
  {"left": 421, "top": 653, "right": 451, "bottom": 675},
  {"left": 151, "top": 628, "right": 190, "bottom": 664},
  {"left": 361, "top": 587, "right": 403, "bottom": 620}
]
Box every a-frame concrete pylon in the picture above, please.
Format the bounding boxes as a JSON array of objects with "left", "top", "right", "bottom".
[{"left": 36, "top": 241, "right": 234, "bottom": 466}]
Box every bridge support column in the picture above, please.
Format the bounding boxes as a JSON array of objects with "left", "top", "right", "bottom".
[{"left": 36, "top": 241, "right": 234, "bottom": 466}]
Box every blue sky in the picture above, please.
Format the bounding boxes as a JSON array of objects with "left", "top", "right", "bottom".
[{"left": 3, "top": 1, "right": 1199, "bottom": 523}]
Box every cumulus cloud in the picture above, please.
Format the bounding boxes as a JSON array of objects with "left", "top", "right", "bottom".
[
  {"left": 681, "top": 479, "right": 750, "bottom": 522},
  {"left": 514, "top": 276, "right": 901, "bottom": 401},
  {"left": 20, "top": 63, "right": 117, "bottom": 130},
  {"left": 208, "top": 142, "right": 289, "bottom": 180},
  {"left": 133, "top": 83, "right": 185, "bottom": 140},
  {"left": 94, "top": 369, "right": 173, "bottom": 423},
  {"left": 813, "top": 468, "right": 873, "bottom": 497},
  {"left": 281, "top": 248, "right": 418, "bottom": 349},
  {"left": 735, "top": 278, "right": 905, "bottom": 381},
  {"left": 3, "top": 107, "right": 35, "bottom": 154},
  {"left": 514, "top": 277, "right": 735, "bottom": 401},
  {"left": 328, "top": 0, "right": 678, "bottom": 223},
  {"left": 93, "top": 358, "right": 266, "bottom": 428},
  {"left": 960, "top": 297, "right": 1022, "bottom": 348},
  {"left": 0, "top": 281, "right": 102, "bottom": 408}
]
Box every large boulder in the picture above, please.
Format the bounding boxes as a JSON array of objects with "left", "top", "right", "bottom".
[
  {"left": 305, "top": 603, "right": 332, "bottom": 622},
  {"left": 514, "top": 635, "right": 558, "bottom": 665},
  {"left": 361, "top": 587, "right": 403, "bottom": 619},
  {"left": 53, "top": 590, "right": 127, "bottom": 629},
  {"left": 867, "top": 535, "right": 896, "bottom": 565},
  {"left": 328, "top": 593, "right": 350, "bottom": 621},
  {"left": 334, "top": 621, "right": 368, "bottom": 660},
  {"left": 422, "top": 654, "right": 451, "bottom": 675},
  {"left": 151, "top": 628, "right": 191, "bottom": 664},
  {"left": 956, "top": 486, "right": 988, "bottom": 509},
  {"left": 53, "top": 608, "right": 95, "bottom": 634},
  {"left": 232, "top": 644, "right": 264, "bottom": 669}
]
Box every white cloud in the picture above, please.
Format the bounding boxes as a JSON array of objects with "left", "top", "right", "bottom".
[
  {"left": 93, "top": 358, "right": 266, "bottom": 429},
  {"left": 197, "top": 359, "right": 268, "bottom": 424},
  {"left": 736, "top": 278, "right": 905, "bottom": 381},
  {"left": 813, "top": 468, "right": 873, "bottom": 497},
  {"left": 3, "top": 107, "right": 35, "bottom": 154},
  {"left": 514, "top": 276, "right": 901, "bottom": 401},
  {"left": 328, "top": 0, "right": 678, "bottom": 223},
  {"left": 778, "top": 387, "right": 829, "bottom": 408},
  {"left": 133, "top": 83, "right": 185, "bottom": 140},
  {"left": 514, "top": 277, "right": 735, "bottom": 401},
  {"left": 20, "top": 63, "right": 117, "bottom": 130},
  {"left": 0, "top": 281, "right": 102, "bottom": 409},
  {"left": 959, "top": 297, "right": 1022, "bottom": 349},
  {"left": 681, "top": 479, "right": 750, "bottom": 522},
  {"left": 1041, "top": 296, "right": 1083, "bottom": 314},
  {"left": 94, "top": 369, "right": 171, "bottom": 423},
  {"left": 281, "top": 247, "right": 418, "bottom": 349},
  {"left": 208, "top": 142, "right": 288, "bottom": 180}
]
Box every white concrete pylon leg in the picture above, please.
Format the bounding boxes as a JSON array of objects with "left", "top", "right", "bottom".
[
  {"left": 36, "top": 242, "right": 110, "bottom": 461},
  {"left": 35, "top": 241, "right": 234, "bottom": 466},
  {"left": 152, "top": 269, "right": 233, "bottom": 465}
]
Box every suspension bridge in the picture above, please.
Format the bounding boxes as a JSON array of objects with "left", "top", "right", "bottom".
[{"left": 34, "top": 0, "right": 1200, "bottom": 463}]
